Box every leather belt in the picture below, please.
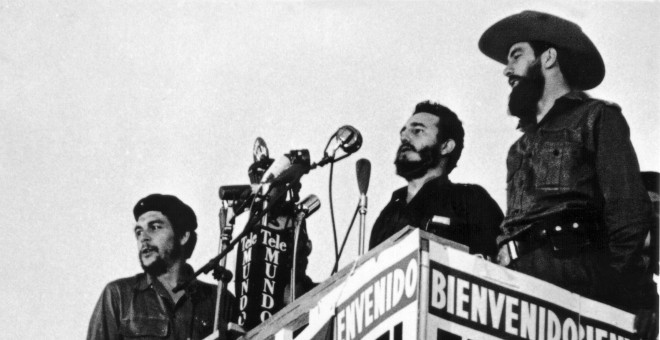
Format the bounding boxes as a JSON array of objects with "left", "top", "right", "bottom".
[{"left": 497, "top": 221, "right": 595, "bottom": 267}]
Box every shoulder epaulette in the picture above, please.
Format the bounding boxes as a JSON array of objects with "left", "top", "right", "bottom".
[{"left": 587, "top": 96, "right": 622, "bottom": 110}]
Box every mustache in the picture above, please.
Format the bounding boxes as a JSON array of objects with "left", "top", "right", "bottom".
[
  {"left": 397, "top": 142, "right": 417, "bottom": 153},
  {"left": 508, "top": 75, "right": 524, "bottom": 87},
  {"left": 140, "top": 244, "right": 158, "bottom": 254}
]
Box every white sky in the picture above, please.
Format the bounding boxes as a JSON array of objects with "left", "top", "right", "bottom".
[{"left": 0, "top": 1, "right": 658, "bottom": 338}]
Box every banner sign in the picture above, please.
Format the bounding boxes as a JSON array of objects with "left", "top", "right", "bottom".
[
  {"left": 296, "top": 229, "right": 422, "bottom": 340},
  {"left": 334, "top": 251, "right": 419, "bottom": 340},
  {"left": 425, "top": 241, "right": 636, "bottom": 340},
  {"left": 428, "top": 261, "right": 635, "bottom": 340},
  {"left": 235, "top": 224, "right": 293, "bottom": 330},
  {"left": 273, "top": 229, "right": 636, "bottom": 340}
]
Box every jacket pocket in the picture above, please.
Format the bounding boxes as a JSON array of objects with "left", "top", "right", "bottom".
[
  {"left": 534, "top": 129, "right": 583, "bottom": 191},
  {"left": 193, "top": 314, "right": 214, "bottom": 338},
  {"left": 119, "top": 315, "right": 169, "bottom": 339}
]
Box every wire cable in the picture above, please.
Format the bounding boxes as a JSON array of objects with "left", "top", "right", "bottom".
[
  {"left": 328, "top": 161, "right": 340, "bottom": 268},
  {"left": 331, "top": 202, "right": 360, "bottom": 275}
]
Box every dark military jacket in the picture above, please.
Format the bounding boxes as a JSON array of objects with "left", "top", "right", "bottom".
[
  {"left": 369, "top": 175, "right": 503, "bottom": 259},
  {"left": 87, "top": 265, "right": 222, "bottom": 340},
  {"left": 500, "top": 92, "right": 654, "bottom": 301}
]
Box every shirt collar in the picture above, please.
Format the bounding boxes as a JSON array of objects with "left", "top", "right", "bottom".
[
  {"left": 539, "top": 91, "right": 587, "bottom": 125},
  {"left": 518, "top": 91, "right": 588, "bottom": 130},
  {"left": 392, "top": 175, "right": 451, "bottom": 203},
  {"left": 553, "top": 91, "right": 589, "bottom": 110},
  {"left": 134, "top": 263, "right": 198, "bottom": 294}
]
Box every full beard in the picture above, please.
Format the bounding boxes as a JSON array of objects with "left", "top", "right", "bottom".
[
  {"left": 508, "top": 60, "right": 545, "bottom": 128},
  {"left": 141, "top": 255, "right": 168, "bottom": 276},
  {"left": 394, "top": 142, "right": 441, "bottom": 181},
  {"left": 139, "top": 243, "right": 182, "bottom": 276}
]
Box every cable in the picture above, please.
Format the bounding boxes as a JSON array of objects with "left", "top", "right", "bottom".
[
  {"left": 331, "top": 202, "right": 360, "bottom": 275},
  {"left": 328, "top": 161, "right": 340, "bottom": 267}
]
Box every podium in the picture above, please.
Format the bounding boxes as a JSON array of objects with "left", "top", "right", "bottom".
[{"left": 227, "top": 227, "right": 637, "bottom": 340}]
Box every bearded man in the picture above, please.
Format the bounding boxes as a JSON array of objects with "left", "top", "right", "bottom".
[
  {"left": 368, "top": 101, "right": 503, "bottom": 260},
  {"left": 479, "top": 11, "right": 657, "bottom": 336},
  {"left": 87, "top": 194, "right": 227, "bottom": 340}
]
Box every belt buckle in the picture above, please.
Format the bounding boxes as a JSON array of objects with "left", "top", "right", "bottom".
[{"left": 549, "top": 222, "right": 590, "bottom": 253}]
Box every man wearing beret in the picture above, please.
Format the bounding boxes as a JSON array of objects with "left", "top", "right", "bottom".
[
  {"left": 479, "top": 10, "right": 657, "bottom": 337},
  {"left": 87, "top": 194, "right": 227, "bottom": 340}
]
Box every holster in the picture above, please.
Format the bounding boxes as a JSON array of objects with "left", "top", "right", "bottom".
[{"left": 498, "top": 220, "right": 601, "bottom": 266}]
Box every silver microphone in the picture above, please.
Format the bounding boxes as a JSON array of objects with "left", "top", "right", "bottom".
[
  {"left": 356, "top": 158, "right": 371, "bottom": 255},
  {"left": 316, "top": 126, "right": 363, "bottom": 167},
  {"left": 298, "top": 194, "right": 321, "bottom": 217}
]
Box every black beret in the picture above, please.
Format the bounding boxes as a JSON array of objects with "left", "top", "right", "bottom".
[
  {"left": 133, "top": 194, "right": 197, "bottom": 232},
  {"left": 478, "top": 10, "right": 605, "bottom": 90}
]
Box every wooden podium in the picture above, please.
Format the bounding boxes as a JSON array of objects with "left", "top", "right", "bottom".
[{"left": 211, "top": 227, "right": 637, "bottom": 340}]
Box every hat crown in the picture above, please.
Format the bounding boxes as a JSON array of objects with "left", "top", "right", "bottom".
[
  {"left": 133, "top": 193, "right": 197, "bottom": 232},
  {"left": 478, "top": 10, "right": 604, "bottom": 90}
]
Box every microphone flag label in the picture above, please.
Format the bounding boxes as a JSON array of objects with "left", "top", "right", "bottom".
[{"left": 234, "top": 218, "right": 295, "bottom": 330}]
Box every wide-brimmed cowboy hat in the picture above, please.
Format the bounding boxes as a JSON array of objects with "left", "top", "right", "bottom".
[{"left": 478, "top": 10, "right": 605, "bottom": 90}]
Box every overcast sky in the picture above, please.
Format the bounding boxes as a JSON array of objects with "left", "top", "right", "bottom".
[{"left": 1, "top": 1, "right": 658, "bottom": 338}]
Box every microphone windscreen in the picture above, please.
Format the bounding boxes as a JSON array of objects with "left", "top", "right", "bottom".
[
  {"left": 356, "top": 158, "right": 371, "bottom": 194},
  {"left": 248, "top": 157, "right": 274, "bottom": 184},
  {"left": 252, "top": 137, "right": 269, "bottom": 162},
  {"left": 300, "top": 194, "right": 321, "bottom": 217},
  {"left": 337, "top": 125, "right": 363, "bottom": 154},
  {"left": 219, "top": 185, "right": 252, "bottom": 201},
  {"left": 260, "top": 155, "right": 292, "bottom": 184}
]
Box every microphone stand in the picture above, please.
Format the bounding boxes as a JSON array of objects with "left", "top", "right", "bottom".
[
  {"left": 358, "top": 193, "right": 368, "bottom": 256},
  {"left": 213, "top": 200, "right": 235, "bottom": 338},
  {"left": 290, "top": 208, "right": 306, "bottom": 303},
  {"left": 173, "top": 183, "right": 290, "bottom": 293}
]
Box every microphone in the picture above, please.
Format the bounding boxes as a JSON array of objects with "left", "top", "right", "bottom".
[
  {"left": 356, "top": 158, "right": 371, "bottom": 256},
  {"left": 218, "top": 185, "right": 253, "bottom": 201},
  {"left": 252, "top": 137, "right": 270, "bottom": 163},
  {"left": 335, "top": 125, "right": 363, "bottom": 154},
  {"left": 249, "top": 158, "right": 274, "bottom": 185},
  {"left": 315, "top": 126, "right": 363, "bottom": 167},
  {"left": 298, "top": 194, "right": 321, "bottom": 217},
  {"left": 259, "top": 150, "right": 311, "bottom": 186},
  {"left": 219, "top": 184, "right": 255, "bottom": 218},
  {"left": 356, "top": 159, "right": 371, "bottom": 196},
  {"left": 260, "top": 155, "right": 292, "bottom": 185}
]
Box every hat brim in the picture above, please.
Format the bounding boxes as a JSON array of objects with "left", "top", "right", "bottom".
[{"left": 478, "top": 11, "right": 605, "bottom": 90}]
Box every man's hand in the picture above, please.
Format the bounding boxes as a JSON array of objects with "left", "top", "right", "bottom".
[{"left": 634, "top": 309, "right": 658, "bottom": 340}]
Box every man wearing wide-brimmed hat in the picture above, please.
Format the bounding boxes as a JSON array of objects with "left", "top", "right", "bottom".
[{"left": 479, "top": 10, "right": 656, "bottom": 335}]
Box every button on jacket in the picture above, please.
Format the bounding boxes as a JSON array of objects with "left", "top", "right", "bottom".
[
  {"left": 87, "top": 265, "right": 218, "bottom": 340},
  {"left": 500, "top": 92, "right": 653, "bottom": 306},
  {"left": 369, "top": 176, "right": 503, "bottom": 259}
]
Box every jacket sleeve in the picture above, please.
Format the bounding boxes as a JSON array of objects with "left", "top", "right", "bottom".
[
  {"left": 368, "top": 208, "right": 390, "bottom": 250},
  {"left": 593, "top": 103, "right": 654, "bottom": 297},
  {"left": 467, "top": 185, "right": 504, "bottom": 260},
  {"left": 87, "top": 283, "right": 121, "bottom": 340}
]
